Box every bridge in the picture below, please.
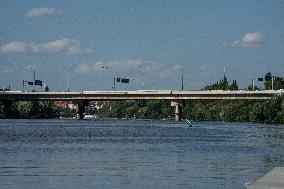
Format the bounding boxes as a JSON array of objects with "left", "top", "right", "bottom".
[{"left": 1, "top": 90, "right": 283, "bottom": 120}]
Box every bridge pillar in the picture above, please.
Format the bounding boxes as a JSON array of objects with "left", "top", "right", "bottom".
[
  {"left": 171, "top": 100, "right": 183, "bottom": 121},
  {"left": 74, "top": 100, "right": 89, "bottom": 120}
]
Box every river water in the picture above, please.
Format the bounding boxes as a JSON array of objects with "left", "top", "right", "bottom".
[{"left": 0, "top": 119, "right": 283, "bottom": 189}]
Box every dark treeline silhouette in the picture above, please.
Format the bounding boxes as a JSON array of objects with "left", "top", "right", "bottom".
[
  {"left": 203, "top": 75, "right": 238, "bottom": 91},
  {"left": 97, "top": 96, "right": 284, "bottom": 123},
  {"left": 0, "top": 101, "right": 59, "bottom": 119}
]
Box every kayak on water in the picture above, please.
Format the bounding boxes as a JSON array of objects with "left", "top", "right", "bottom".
[{"left": 185, "top": 119, "right": 193, "bottom": 127}]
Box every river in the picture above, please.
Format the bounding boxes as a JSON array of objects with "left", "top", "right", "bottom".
[{"left": 0, "top": 119, "right": 283, "bottom": 189}]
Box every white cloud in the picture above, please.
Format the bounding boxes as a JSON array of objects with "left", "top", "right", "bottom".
[
  {"left": 173, "top": 64, "right": 183, "bottom": 70},
  {"left": 25, "top": 8, "right": 62, "bottom": 17},
  {"left": 0, "top": 38, "right": 94, "bottom": 55},
  {"left": 0, "top": 41, "right": 26, "bottom": 53},
  {"left": 225, "top": 32, "right": 265, "bottom": 48},
  {"left": 30, "top": 38, "right": 94, "bottom": 54},
  {"left": 75, "top": 59, "right": 163, "bottom": 74},
  {"left": 75, "top": 59, "right": 183, "bottom": 89},
  {"left": 76, "top": 64, "right": 92, "bottom": 73},
  {"left": 74, "top": 60, "right": 223, "bottom": 90},
  {"left": 157, "top": 64, "right": 183, "bottom": 79}
]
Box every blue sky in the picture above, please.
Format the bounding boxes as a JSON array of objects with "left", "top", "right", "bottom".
[{"left": 0, "top": 0, "right": 284, "bottom": 91}]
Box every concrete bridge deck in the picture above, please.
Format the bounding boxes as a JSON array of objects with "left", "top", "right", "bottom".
[{"left": 0, "top": 90, "right": 283, "bottom": 101}]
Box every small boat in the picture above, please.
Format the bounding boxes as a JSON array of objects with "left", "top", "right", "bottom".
[
  {"left": 185, "top": 119, "right": 193, "bottom": 127},
  {"left": 84, "top": 114, "right": 98, "bottom": 119}
]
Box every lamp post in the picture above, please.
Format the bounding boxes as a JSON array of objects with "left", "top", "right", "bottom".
[
  {"left": 179, "top": 66, "right": 184, "bottom": 90},
  {"left": 30, "top": 67, "right": 36, "bottom": 92},
  {"left": 272, "top": 76, "right": 274, "bottom": 90},
  {"left": 67, "top": 67, "right": 72, "bottom": 92},
  {"left": 113, "top": 77, "right": 116, "bottom": 91},
  {"left": 101, "top": 66, "right": 114, "bottom": 90},
  {"left": 139, "top": 63, "right": 144, "bottom": 89},
  {"left": 181, "top": 67, "right": 184, "bottom": 90},
  {"left": 252, "top": 78, "right": 255, "bottom": 90}
]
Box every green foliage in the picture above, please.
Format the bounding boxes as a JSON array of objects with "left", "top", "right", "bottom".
[
  {"left": 203, "top": 76, "right": 238, "bottom": 91},
  {"left": 44, "top": 85, "right": 49, "bottom": 92},
  {"left": 12, "top": 101, "right": 32, "bottom": 118},
  {"left": 247, "top": 84, "right": 260, "bottom": 91},
  {"left": 98, "top": 100, "right": 173, "bottom": 120},
  {"left": 183, "top": 100, "right": 250, "bottom": 122},
  {"left": 249, "top": 96, "right": 283, "bottom": 123},
  {"left": 264, "top": 75, "right": 284, "bottom": 90},
  {"left": 276, "top": 110, "right": 284, "bottom": 124},
  {"left": 59, "top": 108, "right": 76, "bottom": 118},
  {"left": 0, "top": 102, "right": 3, "bottom": 118},
  {"left": 0, "top": 101, "right": 59, "bottom": 119},
  {"left": 229, "top": 80, "right": 238, "bottom": 90},
  {"left": 181, "top": 97, "right": 284, "bottom": 123},
  {"left": 96, "top": 95, "right": 284, "bottom": 123}
]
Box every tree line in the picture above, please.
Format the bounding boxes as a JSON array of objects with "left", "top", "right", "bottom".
[
  {"left": 0, "top": 101, "right": 59, "bottom": 119},
  {"left": 96, "top": 96, "right": 284, "bottom": 124}
]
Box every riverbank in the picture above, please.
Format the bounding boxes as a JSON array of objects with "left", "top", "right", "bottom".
[{"left": 98, "top": 96, "right": 284, "bottom": 124}]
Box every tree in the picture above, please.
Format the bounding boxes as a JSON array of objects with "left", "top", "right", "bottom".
[
  {"left": 44, "top": 85, "right": 49, "bottom": 92},
  {"left": 0, "top": 100, "right": 59, "bottom": 119},
  {"left": 221, "top": 76, "right": 229, "bottom": 90},
  {"left": 265, "top": 75, "right": 284, "bottom": 90},
  {"left": 229, "top": 80, "right": 238, "bottom": 90},
  {"left": 11, "top": 101, "right": 32, "bottom": 118},
  {"left": 203, "top": 75, "right": 236, "bottom": 91},
  {"left": 265, "top": 72, "right": 272, "bottom": 81},
  {"left": 247, "top": 84, "right": 259, "bottom": 91}
]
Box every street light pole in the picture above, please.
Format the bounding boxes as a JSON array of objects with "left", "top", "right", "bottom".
[
  {"left": 113, "top": 77, "right": 116, "bottom": 91},
  {"left": 67, "top": 74, "right": 70, "bottom": 92},
  {"left": 33, "top": 69, "right": 36, "bottom": 92},
  {"left": 30, "top": 67, "right": 36, "bottom": 92},
  {"left": 67, "top": 67, "right": 72, "bottom": 92},
  {"left": 181, "top": 67, "right": 184, "bottom": 91},
  {"left": 22, "top": 80, "right": 25, "bottom": 91},
  {"left": 139, "top": 63, "right": 144, "bottom": 89},
  {"left": 102, "top": 66, "right": 114, "bottom": 90},
  {"left": 272, "top": 76, "right": 274, "bottom": 90}
]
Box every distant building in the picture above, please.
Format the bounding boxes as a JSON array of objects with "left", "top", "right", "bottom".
[{"left": 54, "top": 100, "right": 109, "bottom": 110}]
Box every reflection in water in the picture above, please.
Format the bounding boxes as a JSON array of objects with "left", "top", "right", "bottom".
[{"left": 0, "top": 119, "right": 283, "bottom": 189}]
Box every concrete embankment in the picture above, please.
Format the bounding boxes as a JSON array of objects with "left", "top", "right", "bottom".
[{"left": 246, "top": 167, "right": 284, "bottom": 189}]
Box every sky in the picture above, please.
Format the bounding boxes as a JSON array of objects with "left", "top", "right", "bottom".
[{"left": 0, "top": 0, "right": 284, "bottom": 91}]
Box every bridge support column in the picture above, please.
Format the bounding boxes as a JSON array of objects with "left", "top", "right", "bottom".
[
  {"left": 171, "top": 100, "right": 183, "bottom": 121},
  {"left": 74, "top": 100, "right": 89, "bottom": 120}
]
